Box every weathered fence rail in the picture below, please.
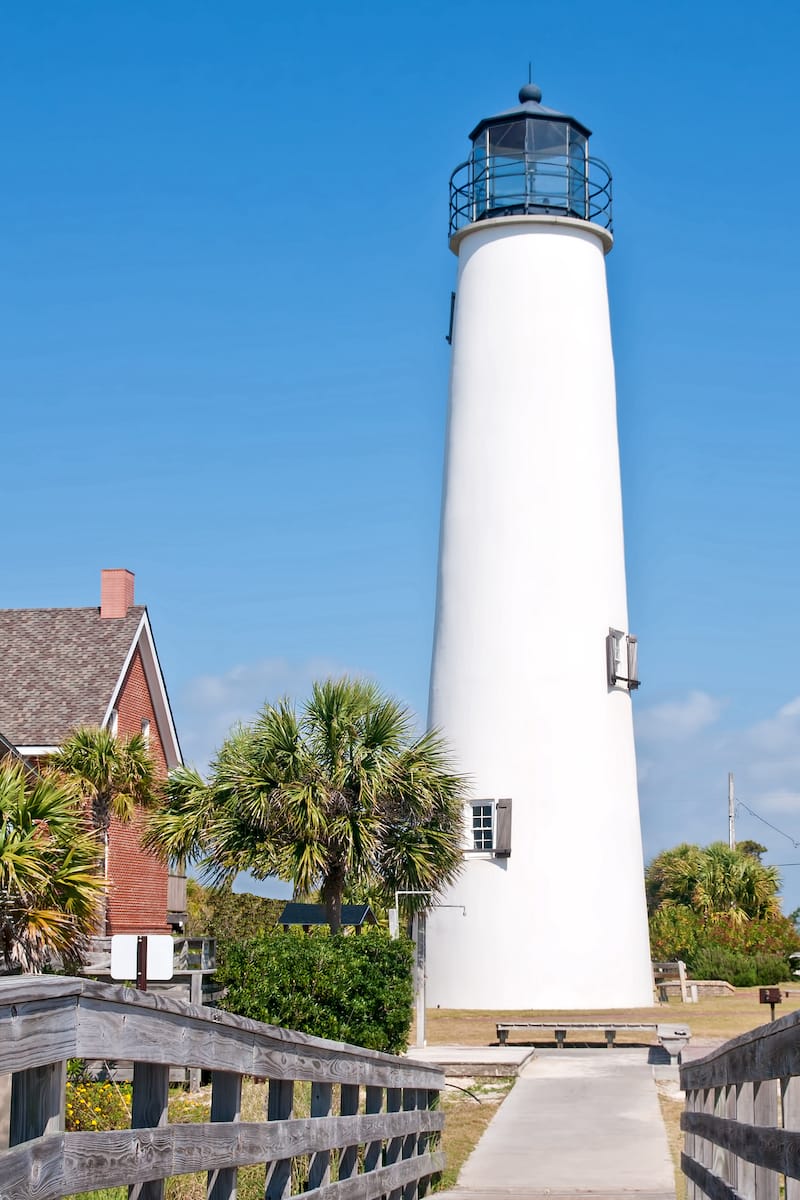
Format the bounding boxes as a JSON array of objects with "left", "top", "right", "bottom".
[
  {"left": 0, "top": 975, "right": 445, "bottom": 1200},
  {"left": 680, "top": 1005, "right": 800, "bottom": 1200}
]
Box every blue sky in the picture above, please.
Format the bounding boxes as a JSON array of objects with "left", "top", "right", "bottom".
[{"left": 5, "top": 2, "right": 800, "bottom": 903}]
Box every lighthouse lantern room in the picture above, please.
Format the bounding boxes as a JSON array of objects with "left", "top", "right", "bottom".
[{"left": 426, "top": 84, "right": 653, "bottom": 1010}]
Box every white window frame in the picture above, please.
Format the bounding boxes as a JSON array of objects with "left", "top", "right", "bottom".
[{"left": 471, "top": 802, "right": 494, "bottom": 851}]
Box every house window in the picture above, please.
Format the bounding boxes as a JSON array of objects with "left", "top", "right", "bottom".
[
  {"left": 141, "top": 718, "right": 150, "bottom": 747},
  {"left": 472, "top": 802, "right": 494, "bottom": 851},
  {"left": 108, "top": 708, "right": 118, "bottom": 737}
]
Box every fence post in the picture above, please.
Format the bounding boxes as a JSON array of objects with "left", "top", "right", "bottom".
[
  {"left": 402, "top": 1087, "right": 420, "bottom": 1200},
  {"left": 308, "top": 1082, "right": 333, "bottom": 1190},
  {"left": 736, "top": 1081, "right": 756, "bottom": 1200},
  {"left": 338, "top": 1084, "right": 360, "bottom": 1181},
  {"left": 188, "top": 972, "right": 203, "bottom": 1092},
  {"left": 0, "top": 1073, "right": 10, "bottom": 1151},
  {"left": 724, "top": 1083, "right": 738, "bottom": 1193},
  {"left": 129, "top": 1062, "right": 169, "bottom": 1200},
  {"left": 683, "top": 1086, "right": 698, "bottom": 1200},
  {"left": 753, "top": 1079, "right": 779, "bottom": 1200},
  {"left": 712, "top": 1085, "right": 730, "bottom": 1183},
  {"left": 364, "top": 1085, "right": 385, "bottom": 1177},
  {"left": 700, "top": 1087, "right": 714, "bottom": 1169},
  {"left": 9, "top": 1060, "right": 65, "bottom": 1146},
  {"left": 417, "top": 1088, "right": 439, "bottom": 1198},
  {"left": 265, "top": 1078, "right": 294, "bottom": 1200},
  {"left": 782, "top": 1076, "right": 800, "bottom": 1200},
  {"left": 208, "top": 1070, "right": 242, "bottom": 1200},
  {"left": 385, "top": 1086, "right": 403, "bottom": 1200}
]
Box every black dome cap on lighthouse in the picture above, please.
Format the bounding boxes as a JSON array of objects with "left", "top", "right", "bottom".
[{"left": 468, "top": 81, "right": 591, "bottom": 142}]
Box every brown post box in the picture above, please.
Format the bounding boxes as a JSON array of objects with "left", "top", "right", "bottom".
[{"left": 760, "top": 987, "right": 782, "bottom": 1020}]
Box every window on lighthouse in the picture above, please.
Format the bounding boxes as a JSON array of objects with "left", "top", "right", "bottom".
[{"left": 472, "top": 803, "right": 494, "bottom": 851}]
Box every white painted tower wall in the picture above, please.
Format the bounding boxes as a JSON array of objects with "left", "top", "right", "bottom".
[{"left": 426, "top": 214, "right": 653, "bottom": 1010}]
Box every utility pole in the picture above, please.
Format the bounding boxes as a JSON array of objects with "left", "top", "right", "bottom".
[{"left": 728, "top": 773, "right": 736, "bottom": 850}]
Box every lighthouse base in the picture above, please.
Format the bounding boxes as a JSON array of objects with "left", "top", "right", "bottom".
[{"left": 426, "top": 849, "right": 654, "bottom": 1012}]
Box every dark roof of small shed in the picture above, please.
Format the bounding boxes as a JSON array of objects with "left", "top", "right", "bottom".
[{"left": 278, "top": 903, "right": 376, "bottom": 927}]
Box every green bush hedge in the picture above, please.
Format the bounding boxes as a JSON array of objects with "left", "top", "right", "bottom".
[
  {"left": 690, "top": 947, "right": 788, "bottom": 988},
  {"left": 649, "top": 905, "right": 800, "bottom": 985},
  {"left": 215, "top": 929, "right": 414, "bottom": 1054}
]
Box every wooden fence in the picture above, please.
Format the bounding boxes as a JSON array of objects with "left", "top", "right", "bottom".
[
  {"left": 0, "top": 975, "right": 445, "bottom": 1200},
  {"left": 680, "top": 1005, "right": 800, "bottom": 1199}
]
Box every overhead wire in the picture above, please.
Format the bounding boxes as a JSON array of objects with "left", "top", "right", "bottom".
[{"left": 736, "top": 799, "right": 800, "bottom": 850}]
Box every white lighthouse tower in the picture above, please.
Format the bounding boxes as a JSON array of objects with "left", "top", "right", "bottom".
[{"left": 426, "top": 83, "right": 653, "bottom": 1009}]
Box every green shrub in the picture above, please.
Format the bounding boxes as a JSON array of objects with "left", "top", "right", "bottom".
[
  {"left": 705, "top": 912, "right": 800, "bottom": 960},
  {"left": 649, "top": 903, "right": 800, "bottom": 986},
  {"left": 215, "top": 929, "right": 414, "bottom": 1054},
  {"left": 185, "top": 881, "right": 285, "bottom": 953},
  {"left": 690, "top": 946, "right": 788, "bottom": 987},
  {"left": 648, "top": 904, "right": 702, "bottom": 963}
]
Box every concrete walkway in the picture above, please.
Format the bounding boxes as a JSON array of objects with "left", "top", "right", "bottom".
[
  {"left": 408, "top": 1044, "right": 535, "bottom": 1076},
  {"left": 437, "top": 1048, "right": 676, "bottom": 1200}
]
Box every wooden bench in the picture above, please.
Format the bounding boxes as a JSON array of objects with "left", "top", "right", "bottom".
[
  {"left": 496, "top": 1021, "right": 691, "bottom": 1062},
  {"left": 652, "top": 959, "right": 690, "bottom": 1003}
]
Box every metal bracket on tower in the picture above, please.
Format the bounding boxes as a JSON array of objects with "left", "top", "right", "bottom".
[{"left": 607, "top": 629, "right": 640, "bottom": 691}]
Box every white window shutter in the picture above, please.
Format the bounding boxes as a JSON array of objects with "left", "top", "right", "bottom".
[
  {"left": 626, "top": 635, "right": 640, "bottom": 690},
  {"left": 606, "top": 632, "right": 618, "bottom": 687}
]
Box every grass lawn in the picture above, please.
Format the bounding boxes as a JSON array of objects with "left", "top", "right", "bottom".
[
  {"left": 422, "top": 983, "right": 800, "bottom": 1046},
  {"left": 438, "top": 1078, "right": 515, "bottom": 1190}
]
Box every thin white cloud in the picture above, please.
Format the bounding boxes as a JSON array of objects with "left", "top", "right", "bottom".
[
  {"left": 635, "top": 690, "right": 724, "bottom": 742},
  {"left": 756, "top": 790, "right": 800, "bottom": 816},
  {"left": 176, "top": 656, "right": 360, "bottom": 772},
  {"left": 635, "top": 691, "right": 800, "bottom": 910}
]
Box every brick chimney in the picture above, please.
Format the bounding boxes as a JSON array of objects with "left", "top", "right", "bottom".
[{"left": 100, "top": 569, "right": 135, "bottom": 618}]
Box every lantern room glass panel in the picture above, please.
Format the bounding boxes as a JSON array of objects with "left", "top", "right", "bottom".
[
  {"left": 472, "top": 118, "right": 589, "bottom": 218},
  {"left": 472, "top": 132, "right": 488, "bottom": 222},
  {"left": 569, "top": 130, "right": 588, "bottom": 218},
  {"left": 484, "top": 122, "right": 526, "bottom": 212},
  {"left": 525, "top": 119, "right": 569, "bottom": 212}
]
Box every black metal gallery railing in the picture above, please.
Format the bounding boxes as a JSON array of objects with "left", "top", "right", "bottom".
[{"left": 449, "top": 153, "right": 613, "bottom": 236}]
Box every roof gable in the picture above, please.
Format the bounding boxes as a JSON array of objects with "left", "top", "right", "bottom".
[{"left": 0, "top": 605, "right": 145, "bottom": 746}]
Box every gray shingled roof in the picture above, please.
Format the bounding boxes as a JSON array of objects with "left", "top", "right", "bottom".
[{"left": 0, "top": 606, "right": 145, "bottom": 745}]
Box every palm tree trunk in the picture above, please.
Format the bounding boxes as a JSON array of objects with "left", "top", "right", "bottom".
[{"left": 322, "top": 867, "right": 345, "bottom": 935}]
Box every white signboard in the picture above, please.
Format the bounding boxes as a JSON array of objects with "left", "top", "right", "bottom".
[{"left": 110, "top": 934, "right": 174, "bottom": 982}]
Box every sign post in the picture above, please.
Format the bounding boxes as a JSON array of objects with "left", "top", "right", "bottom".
[
  {"left": 111, "top": 934, "right": 174, "bottom": 990},
  {"left": 760, "top": 986, "right": 782, "bottom": 1022},
  {"left": 135, "top": 936, "right": 148, "bottom": 991}
]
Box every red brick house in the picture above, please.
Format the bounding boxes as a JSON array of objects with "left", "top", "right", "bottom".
[{"left": 0, "top": 569, "right": 186, "bottom": 935}]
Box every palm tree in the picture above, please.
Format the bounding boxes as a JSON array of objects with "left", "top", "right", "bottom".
[
  {"left": 51, "top": 726, "right": 159, "bottom": 931},
  {"left": 0, "top": 758, "right": 105, "bottom": 971},
  {"left": 646, "top": 841, "right": 781, "bottom": 924},
  {"left": 145, "top": 678, "right": 466, "bottom": 932}
]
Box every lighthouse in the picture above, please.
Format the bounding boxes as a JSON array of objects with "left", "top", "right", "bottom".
[{"left": 425, "top": 83, "right": 653, "bottom": 1009}]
